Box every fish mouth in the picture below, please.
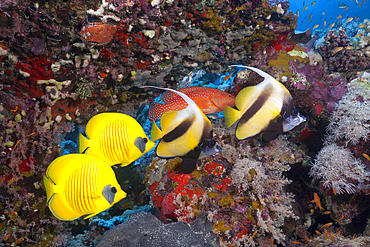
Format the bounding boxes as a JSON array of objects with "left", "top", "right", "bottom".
[
  {"left": 199, "top": 140, "right": 222, "bottom": 159},
  {"left": 283, "top": 113, "right": 306, "bottom": 132}
]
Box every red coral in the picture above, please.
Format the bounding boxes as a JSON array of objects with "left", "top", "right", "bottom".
[
  {"left": 101, "top": 48, "right": 114, "bottom": 59},
  {"left": 19, "top": 155, "right": 35, "bottom": 172},
  {"left": 162, "top": 193, "right": 177, "bottom": 216},
  {"left": 204, "top": 161, "right": 225, "bottom": 175},
  {"left": 314, "top": 102, "right": 323, "bottom": 115},
  {"left": 269, "top": 33, "right": 296, "bottom": 52}
]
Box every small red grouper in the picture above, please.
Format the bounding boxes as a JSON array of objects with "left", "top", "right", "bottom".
[{"left": 148, "top": 86, "right": 235, "bottom": 122}]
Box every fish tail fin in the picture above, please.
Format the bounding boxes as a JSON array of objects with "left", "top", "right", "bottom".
[
  {"left": 148, "top": 102, "right": 165, "bottom": 122},
  {"left": 78, "top": 133, "right": 90, "bottom": 153},
  {"left": 151, "top": 121, "right": 164, "bottom": 141},
  {"left": 224, "top": 106, "right": 241, "bottom": 128}
]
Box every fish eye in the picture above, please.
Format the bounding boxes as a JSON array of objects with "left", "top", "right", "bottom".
[
  {"left": 143, "top": 138, "right": 148, "bottom": 143},
  {"left": 111, "top": 187, "right": 117, "bottom": 194},
  {"left": 292, "top": 109, "right": 298, "bottom": 116},
  {"left": 209, "top": 140, "right": 216, "bottom": 147}
]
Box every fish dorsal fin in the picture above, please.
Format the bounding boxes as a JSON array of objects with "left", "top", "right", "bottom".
[
  {"left": 230, "top": 65, "right": 290, "bottom": 95},
  {"left": 84, "top": 113, "right": 113, "bottom": 139}
]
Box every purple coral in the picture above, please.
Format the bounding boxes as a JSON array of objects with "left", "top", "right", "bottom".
[{"left": 318, "top": 28, "right": 370, "bottom": 72}]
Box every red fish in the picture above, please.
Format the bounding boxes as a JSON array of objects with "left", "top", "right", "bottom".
[{"left": 148, "top": 86, "right": 235, "bottom": 122}]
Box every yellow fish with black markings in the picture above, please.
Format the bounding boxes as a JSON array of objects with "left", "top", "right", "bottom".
[
  {"left": 79, "top": 112, "right": 155, "bottom": 167},
  {"left": 43, "top": 154, "right": 127, "bottom": 221},
  {"left": 224, "top": 66, "right": 306, "bottom": 142},
  {"left": 142, "top": 86, "right": 221, "bottom": 174}
]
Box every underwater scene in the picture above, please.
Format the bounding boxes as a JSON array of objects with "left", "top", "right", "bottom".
[{"left": 1, "top": 0, "right": 370, "bottom": 246}]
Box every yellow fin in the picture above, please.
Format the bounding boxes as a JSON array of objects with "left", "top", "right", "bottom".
[
  {"left": 160, "top": 110, "right": 184, "bottom": 132},
  {"left": 234, "top": 86, "right": 258, "bottom": 111},
  {"left": 151, "top": 121, "right": 164, "bottom": 141},
  {"left": 224, "top": 106, "right": 241, "bottom": 128},
  {"left": 78, "top": 133, "right": 90, "bottom": 153}
]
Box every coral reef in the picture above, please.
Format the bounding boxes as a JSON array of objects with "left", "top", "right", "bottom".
[
  {"left": 145, "top": 127, "right": 309, "bottom": 245},
  {"left": 1, "top": 0, "right": 370, "bottom": 246},
  {"left": 317, "top": 27, "right": 370, "bottom": 73}
]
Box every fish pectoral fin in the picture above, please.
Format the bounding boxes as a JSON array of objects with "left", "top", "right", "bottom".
[
  {"left": 235, "top": 105, "right": 281, "bottom": 140},
  {"left": 151, "top": 121, "right": 164, "bottom": 141},
  {"left": 193, "top": 98, "right": 213, "bottom": 112},
  {"left": 223, "top": 106, "right": 241, "bottom": 128}
]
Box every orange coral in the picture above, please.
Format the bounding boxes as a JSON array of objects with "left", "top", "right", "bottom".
[{"left": 80, "top": 22, "right": 117, "bottom": 45}]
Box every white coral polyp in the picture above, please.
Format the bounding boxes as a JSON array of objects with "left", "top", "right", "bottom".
[
  {"left": 310, "top": 144, "right": 370, "bottom": 194},
  {"left": 326, "top": 77, "right": 370, "bottom": 145}
]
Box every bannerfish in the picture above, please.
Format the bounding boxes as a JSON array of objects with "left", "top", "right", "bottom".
[
  {"left": 224, "top": 66, "right": 306, "bottom": 142},
  {"left": 143, "top": 86, "right": 221, "bottom": 174},
  {"left": 148, "top": 86, "right": 235, "bottom": 122},
  {"left": 79, "top": 112, "right": 155, "bottom": 167},
  {"left": 43, "top": 154, "right": 127, "bottom": 221}
]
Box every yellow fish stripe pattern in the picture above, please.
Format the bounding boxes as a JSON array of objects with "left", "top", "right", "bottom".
[
  {"left": 65, "top": 161, "right": 99, "bottom": 216},
  {"left": 43, "top": 154, "right": 126, "bottom": 221},
  {"left": 79, "top": 113, "right": 155, "bottom": 167}
]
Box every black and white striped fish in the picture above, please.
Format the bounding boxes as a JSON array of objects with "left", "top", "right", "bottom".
[
  {"left": 142, "top": 86, "right": 221, "bottom": 174},
  {"left": 224, "top": 66, "right": 306, "bottom": 142}
]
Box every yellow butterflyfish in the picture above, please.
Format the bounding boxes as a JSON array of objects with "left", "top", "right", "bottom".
[
  {"left": 43, "top": 154, "right": 127, "bottom": 221},
  {"left": 79, "top": 112, "right": 155, "bottom": 167}
]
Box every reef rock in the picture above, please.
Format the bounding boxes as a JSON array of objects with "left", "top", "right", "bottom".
[{"left": 96, "top": 211, "right": 219, "bottom": 247}]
